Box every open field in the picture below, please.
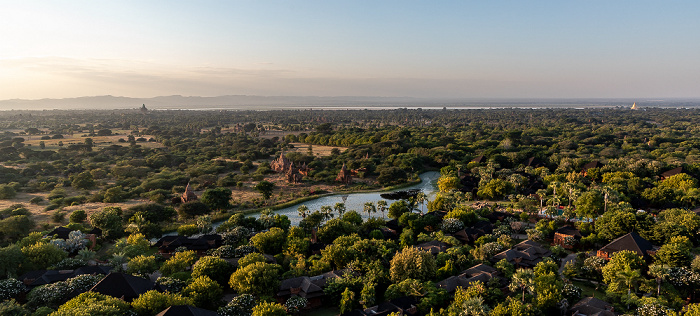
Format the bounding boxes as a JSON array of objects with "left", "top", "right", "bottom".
[{"left": 11, "top": 129, "right": 163, "bottom": 151}]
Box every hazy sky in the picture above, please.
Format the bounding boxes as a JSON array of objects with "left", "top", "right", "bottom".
[{"left": 1, "top": 1, "right": 699, "bottom": 100}]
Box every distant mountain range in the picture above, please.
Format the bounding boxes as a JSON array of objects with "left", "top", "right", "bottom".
[{"left": 0, "top": 95, "right": 698, "bottom": 111}]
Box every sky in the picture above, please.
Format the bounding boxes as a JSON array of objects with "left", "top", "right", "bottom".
[{"left": 1, "top": 1, "right": 699, "bottom": 100}]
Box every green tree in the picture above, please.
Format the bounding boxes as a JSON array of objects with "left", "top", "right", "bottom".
[
  {"left": 477, "top": 179, "right": 514, "bottom": 200},
  {"left": 255, "top": 181, "right": 275, "bottom": 202},
  {"left": 69, "top": 210, "right": 87, "bottom": 223},
  {"left": 191, "top": 256, "right": 233, "bottom": 287},
  {"left": 21, "top": 242, "right": 67, "bottom": 271},
  {"left": 339, "top": 288, "right": 355, "bottom": 314},
  {"left": 602, "top": 250, "right": 645, "bottom": 297},
  {"left": 127, "top": 255, "right": 160, "bottom": 275},
  {"left": 183, "top": 275, "right": 223, "bottom": 310},
  {"left": 238, "top": 252, "right": 267, "bottom": 268},
  {"left": 229, "top": 262, "right": 281, "bottom": 296},
  {"left": 131, "top": 290, "right": 192, "bottom": 316},
  {"left": 51, "top": 291, "right": 131, "bottom": 316},
  {"left": 200, "top": 187, "right": 232, "bottom": 210},
  {"left": 654, "top": 235, "right": 693, "bottom": 267},
  {"left": 177, "top": 201, "right": 210, "bottom": 220},
  {"left": 438, "top": 175, "right": 461, "bottom": 192},
  {"left": 251, "top": 301, "right": 287, "bottom": 316},
  {"left": 376, "top": 200, "right": 388, "bottom": 217},
  {"left": 0, "top": 245, "right": 24, "bottom": 276},
  {"left": 363, "top": 202, "right": 376, "bottom": 218},
  {"left": 71, "top": 171, "right": 95, "bottom": 190},
  {"left": 574, "top": 190, "right": 604, "bottom": 220},
  {"left": 509, "top": 268, "right": 535, "bottom": 302},
  {"left": 250, "top": 227, "right": 286, "bottom": 255},
  {"left": 160, "top": 250, "right": 198, "bottom": 276},
  {"left": 647, "top": 264, "right": 671, "bottom": 297},
  {"left": 387, "top": 200, "right": 410, "bottom": 219},
  {"left": 89, "top": 206, "right": 124, "bottom": 239},
  {"left": 297, "top": 205, "right": 309, "bottom": 219},
  {"left": 0, "top": 184, "right": 17, "bottom": 199},
  {"left": 389, "top": 247, "right": 436, "bottom": 282}
]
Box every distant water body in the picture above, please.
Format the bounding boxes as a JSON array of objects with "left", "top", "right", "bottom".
[{"left": 215, "top": 171, "right": 440, "bottom": 229}]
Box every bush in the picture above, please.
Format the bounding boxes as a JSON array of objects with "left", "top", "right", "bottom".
[
  {"left": 178, "top": 201, "right": 210, "bottom": 219},
  {"left": 0, "top": 184, "right": 17, "bottom": 200},
  {"left": 191, "top": 256, "right": 232, "bottom": 287},
  {"left": 131, "top": 290, "right": 193, "bottom": 316},
  {"left": 177, "top": 224, "right": 199, "bottom": 237},
  {"left": 160, "top": 250, "right": 198, "bottom": 276},
  {"left": 182, "top": 275, "right": 224, "bottom": 310},
  {"left": 69, "top": 210, "right": 87, "bottom": 223}
]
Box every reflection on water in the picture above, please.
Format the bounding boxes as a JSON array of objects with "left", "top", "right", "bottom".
[{"left": 218, "top": 171, "right": 440, "bottom": 228}]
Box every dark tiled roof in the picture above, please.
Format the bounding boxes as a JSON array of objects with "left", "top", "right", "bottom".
[
  {"left": 415, "top": 240, "right": 449, "bottom": 255},
  {"left": 598, "top": 232, "right": 655, "bottom": 259},
  {"left": 555, "top": 226, "right": 582, "bottom": 238},
  {"left": 156, "top": 234, "right": 222, "bottom": 253},
  {"left": 47, "top": 226, "right": 72, "bottom": 239},
  {"left": 19, "top": 265, "right": 112, "bottom": 287},
  {"left": 570, "top": 297, "right": 616, "bottom": 316},
  {"left": 156, "top": 305, "right": 219, "bottom": 316},
  {"left": 661, "top": 167, "right": 685, "bottom": 178},
  {"left": 90, "top": 272, "right": 159, "bottom": 302},
  {"left": 582, "top": 161, "right": 603, "bottom": 171},
  {"left": 492, "top": 240, "right": 552, "bottom": 267}
]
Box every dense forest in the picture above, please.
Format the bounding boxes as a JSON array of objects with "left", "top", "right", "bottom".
[{"left": 1, "top": 107, "right": 700, "bottom": 316}]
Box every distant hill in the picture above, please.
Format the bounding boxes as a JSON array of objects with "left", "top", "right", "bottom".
[
  {"left": 0, "top": 95, "right": 423, "bottom": 111},
  {"left": 0, "top": 95, "right": 698, "bottom": 111}
]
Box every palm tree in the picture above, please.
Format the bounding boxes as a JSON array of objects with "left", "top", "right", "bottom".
[
  {"left": 509, "top": 268, "right": 535, "bottom": 302},
  {"left": 363, "top": 202, "right": 376, "bottom": 218},
  {"left": 320, "top": 205, "right": 334, "bottom": 221},
  {"left": 648, "top": 264, "right": 671, "bottom": 297},
  {"left": 297, "top": 205, "right": 309, "bottom": 219},
  {"left": 334, "top": 202, "right": 346, "bottom": 217},
  {"left": 616, "top": 265, "right": 642, "bottom": 309},
  {"left": 376, "top": 200, "right": 388, "bottom": 218},
  {"left": 459, "top": 297, "right": 490, "bottom": 316},
  {"left": 415, "top": 192, "right": 427, "bottom": 214}
]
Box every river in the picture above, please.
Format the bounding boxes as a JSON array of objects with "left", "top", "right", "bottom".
[{"left": 215, "top": 171, "right": 440, "bottom": 228}]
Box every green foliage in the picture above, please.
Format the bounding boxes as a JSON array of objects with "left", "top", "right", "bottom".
[
  {"left": 654, "top": 236, "right": 693, "bottom": 267},
  {"left": 0, "top": 299, "right": 28, "bottom": 316},
  {"left": 131, "top": 290, "right": 193, "bottom": 316},
  {"left": 229, "top": 262, "right": 281, "bottom": 296},
  {"left": 477, "top": 179, "right": 514, "bottom": 200},
  {"left": 177, "top": 224, "right": 199, "bottom": 236},
  {"left": 200, "top": 187, "right": 232, "bottom": 210},
  {"left": 160, "top": 250, "right": 198, "bottom": 276},
  {"left": 71, "top": 172, "right": 95, "bottom": 190},
  {"left": 387, "top": 200, "right": 410, "bottom": 219},
  {"left": 389, "top": 246, "right": 436, "bottom": 282},
  {"left": 238, "top": 252, "right": 267, "bottom": 268},
  {"left": 0, "top": 214, "right": 35, "bottom": 244},
  {"left": 127, "top": 255, "right": 160, "bottom": 275},
  {"left": 218, "top": 294, "right": 256, "bottom": 316},
  {"left": 250, "top": 227, "right": 286, "bottom": 255},
  {"left": 251, "top": 301, "right": 287, "bottom": 316},
  {"left": 183, "top": 275, "right": 223, "bottom": 310},
  {"left": 50, "top": 292, "right": 131, "bottom": 316},
  {"left": 317, "top": 219, "right": 358, "bottom": 244},
  {"left": 0, "top": 184, "right": 17, "bottom": 199},
  {"left": 191, "top": 256, "right": 233, "bottom": 287},
  {"left": 69, "top": 210, "right": 87, "bottom": 223},
  {"left": 177, "top": 201, "right": 210, "bottom": 220},
  {"left": 21, "top": 242, "right": 67, "bottom": 271},
  {"left": 254, "top": 181, "right": 275, "bottom": 200},
  {"left": 89, "top": 207, "right": 123, "bottom": 239}
]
